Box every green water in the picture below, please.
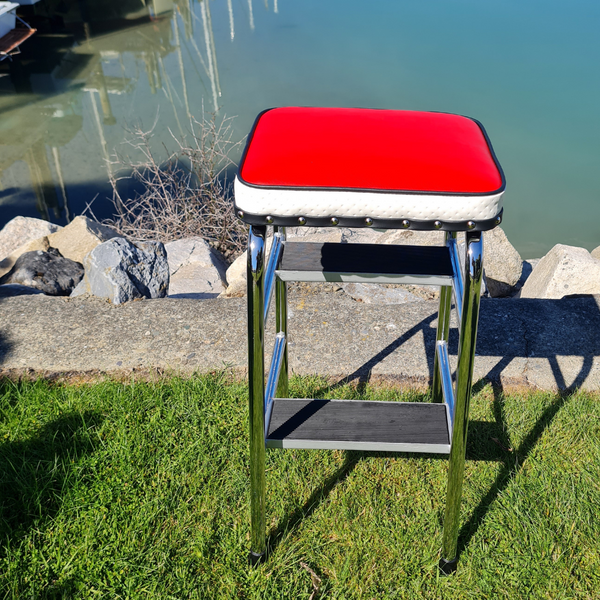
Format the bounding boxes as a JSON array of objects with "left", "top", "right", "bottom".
[{"left": 1, "top": 0, "right": 598, "bottom": 258}]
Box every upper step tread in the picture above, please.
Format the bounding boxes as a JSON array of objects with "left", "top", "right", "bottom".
[{"left": 279, "top": 242, "right": 453, "bottom": 277}]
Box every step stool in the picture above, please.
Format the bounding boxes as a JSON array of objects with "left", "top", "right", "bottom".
[{"left": 234, "top": 107, "right": 506, "bottom": 574}]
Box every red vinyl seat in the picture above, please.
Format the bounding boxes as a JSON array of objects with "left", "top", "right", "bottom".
[{"left": 235, "top": 107, "right": 505, "bottom": 230}]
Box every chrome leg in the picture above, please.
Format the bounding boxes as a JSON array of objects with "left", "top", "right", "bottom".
[
  {"left": 274, "top": 227, "right": 288, "bottom": 398},
  {"left": 248, "top": 225, "right": 267, "bottom": 565},
  {"left": 432, "top": 232, "right": 456, "bottom": 403},
  {"left": 440, "top": 231, "right": 483, "bottom": 574}
]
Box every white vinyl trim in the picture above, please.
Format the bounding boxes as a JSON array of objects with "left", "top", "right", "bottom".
[{"left": 235, "top": 176, "right": 504, "bottom": 222}]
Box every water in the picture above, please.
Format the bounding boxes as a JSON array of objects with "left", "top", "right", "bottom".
[{"left": 1, "top": 0, "right": 598, "bottom": 259}]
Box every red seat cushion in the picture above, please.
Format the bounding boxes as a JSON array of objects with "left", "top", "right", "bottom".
[{"left": 239, "top": 107, "right": 503, "bottom": 194}]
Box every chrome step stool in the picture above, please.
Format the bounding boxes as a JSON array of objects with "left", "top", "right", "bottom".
[{"left": 234, "top": 107, "right": 506, "bottom": 573}]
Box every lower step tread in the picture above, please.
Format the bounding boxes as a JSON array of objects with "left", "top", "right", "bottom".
[{"left": 266, "top": 399, "right": 450, "bottom": 453}]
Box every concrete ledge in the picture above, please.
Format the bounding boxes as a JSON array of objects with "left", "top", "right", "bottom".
[{"left": 1, "top": 290, "right": 600, "bottom": 391}]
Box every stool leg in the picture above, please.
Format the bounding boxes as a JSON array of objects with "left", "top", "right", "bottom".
[
  {"left": 248, "top": 225, "right": 267, "bottom": 565},
  {"left": 440, "top": 231, "right": 483, "bottom": 574},
  {"left": 274, "top": 227, "right": 289, "bottom": 398},
  {"left": 432, "top": 232, "right": 455, "bottom": 403}
]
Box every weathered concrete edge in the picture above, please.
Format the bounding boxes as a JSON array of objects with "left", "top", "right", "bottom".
[{"left": 1, "top": 292, "right": 599, "bottom": 392}]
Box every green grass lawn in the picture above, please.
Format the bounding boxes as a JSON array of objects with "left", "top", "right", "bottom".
[{"left": 0, "top": 374, "right": 598, "bottom": 599}]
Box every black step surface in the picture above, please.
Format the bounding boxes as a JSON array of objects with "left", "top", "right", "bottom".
[
  {"left": 266, "top": 398, "right": 450, "bottom": 453},
  {"left": 279, "top": 242, "right": 453, "bottom": 277}
]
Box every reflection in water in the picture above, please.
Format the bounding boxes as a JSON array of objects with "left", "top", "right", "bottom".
[
  {"left": 5, "top": 0, "right": 596, "bottom": 257},
  {"left": 0, "top": 0, "right": 276, "bottom": 227}
]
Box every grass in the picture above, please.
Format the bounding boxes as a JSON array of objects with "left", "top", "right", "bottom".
[{"left": 0, "top": 374, "right": 599, "bottom": 599}]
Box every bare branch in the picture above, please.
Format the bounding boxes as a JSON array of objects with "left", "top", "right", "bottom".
[{"left": 103, "top": 113, "right": 246, "bottom": 260}]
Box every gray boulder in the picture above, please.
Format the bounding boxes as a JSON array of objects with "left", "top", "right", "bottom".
[
  {"left": 71, "top": 238, "right": 169, "bottom": 304},
  {"left": 165, "top": 237, "right": 228, "bottom": 299},
  {"left": 288, "top": 227, "right": 344, "bottom": 244},
  {"left": 591, "top": 245, "right": 600, "bottom": 261},
  {"left": 379, "top": 229, "right": 445, "bottom": 247},
  {"left": 341, "top": 283, "right": 421, "bottom": 304},
  {"left": 520, "top": 244, "right": 600, "bottom": 299},
  {"left": 483, "top": 227, "right": 523, "bottom": 297},
  {"left": 0, "top": 216, "right": 62, "bottom": 261},
  {"left": 0, "top": 248, "right": 84, "bottom": 295}
]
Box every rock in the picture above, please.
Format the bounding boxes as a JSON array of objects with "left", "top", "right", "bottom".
[
  {"left": 342, "top": 283, "right": 421, "bottom": 304},
  {"left": 221, "top": 236, "right": 275, "bottom": 298},
  {"left": 0, "top": 216, "right": 62, "bottom": 261},
  {"left": 165, "top": 237, "right": 228, "bottom": 299},
  {"left": 0, "top": 248, "right": 84, "bottom": 296},
  {"left": 513, "top": 258, "right": 541, "bottom": 295},
  {"left": 483, "top": 227, "right": 523, "bottom": 297},
  {"left": 591, "top": 245, "right": 600, "bottom": 260},
  {"left": 288, "top": 227, "right": 344, "bottom": 244},
  {"left": 379, "top": 229, "right": 445, "bottom": 247},
  {"left": 0, "top": 236, "right": 52, "bottom": 279},
  {"left": 520, "top": 244, "right": 600, "bottom": 299},
  {"left": 340, "top": 228, "right": 387, "bottom": 244},
  {"left": 47, "top": 216, "right": 119, "bottom": 263},
  {"left": 71, "top": 238, "right": 169, "bottom": 304},
  {"left": 221, "top": 251, "right": 247, "bottom": 298}
]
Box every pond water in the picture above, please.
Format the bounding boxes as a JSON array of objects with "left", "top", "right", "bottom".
[{"left": 1, "top": 0, "right": 598, "bottom": 259}]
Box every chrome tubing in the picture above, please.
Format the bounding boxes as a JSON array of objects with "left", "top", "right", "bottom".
[
  {"left": 435, "top": 340, "right": 455, "bottom": 432},
  {"left": 431, "top": 285, "right": 452, "bottom": 403},
  {"left": 274, "top": 227, "right": 289, "bottom": 398},
  {"left": 440, "top": 231, "right": 483, "bottom": 574},
  {"left": 264, "top": 332, "right": 286, "bottom": 437},
  {"left": 247, "top": 225, "right": 267, "bottom": 564},
  {"left": 432, "top": 231, "right": 455, "bottom": 404},
  {"left": 447, "top": 234, "right": 463, "bottom": 326},
  {"left": 263, "top": 233, "right": 284, "bottom": 323}
]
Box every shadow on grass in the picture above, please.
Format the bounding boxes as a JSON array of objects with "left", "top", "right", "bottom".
[
  {"left": 0, "top": 400, "right": 102, "bottom": 549},
  {"left": 266, "top": 451, "right": 362, "bottom": 555},
  {"left": 274, "top": 372, "right": 570, "bottom": 561},
  {"left": 455, "top": 382, "right": 570, "bottom": 560}
]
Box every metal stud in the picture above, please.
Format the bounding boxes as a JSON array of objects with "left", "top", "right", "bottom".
[
  {"left": 495, "top": 215, "right": 502, "bottom": 225},
  {"left": 467, "top": 221, "right": 476, "bottom": 230},
  {"left": 365, "top": 217, "right": 374, "bottom": 226},
  {"left": 237, "top": 210, "right": 244, "bottom": 219},
  {"left": 434, "top": 220, "right": 443, "bottom": 229},
  {"left": 298, "top": 217, "right": 307, "bottom": 225},
  {"left": 266, "top": 216, "right": 274, "bottom": 224},
  {"left": 330, "top": 217, "right": 339, "bottom": 226},
  {"left": 402, "top": 219, "right": 410, "bottom": 229}
]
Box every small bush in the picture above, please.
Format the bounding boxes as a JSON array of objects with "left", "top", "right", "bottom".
[{"left": 104, "top": 113, "right": 246, "bottom": 260}]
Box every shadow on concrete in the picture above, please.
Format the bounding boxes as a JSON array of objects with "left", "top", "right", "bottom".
[
  {"left": 475, "top": 295, "right": 600, "bottom": 393},
  {"left": 323, "top": 295, "right": 600, "bottom": 394}
]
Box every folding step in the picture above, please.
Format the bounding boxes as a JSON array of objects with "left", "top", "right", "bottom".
[
  {"left": 276, "top": 241, "right": 454, "bottom": 285},
  {"left": 266, "top": 398, "right": 451, "bottom": 454}
]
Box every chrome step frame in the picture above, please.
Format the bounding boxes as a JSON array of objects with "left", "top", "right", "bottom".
[{"left": 247, "top": 226, "right": 484, "bottom": 569}]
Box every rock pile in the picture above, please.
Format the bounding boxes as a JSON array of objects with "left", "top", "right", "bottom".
[{"left": 0, "top": 215, "right": 599, "bottom": 303}]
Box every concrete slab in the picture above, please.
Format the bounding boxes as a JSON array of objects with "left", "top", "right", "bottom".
[{"left": 1, "top": 288, "right": 599, "bottom": 391}]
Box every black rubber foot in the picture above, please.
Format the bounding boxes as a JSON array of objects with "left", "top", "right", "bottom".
[
  {"left": 438, "top": 557, "right": 458, "bottom": 575},
  {"left": 249, "top": 551, "right": 265, "bottom": 566}
]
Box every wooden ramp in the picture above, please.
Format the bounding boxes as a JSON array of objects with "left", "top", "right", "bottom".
[{"left": 0, "top": 26, "right": 36, "bottom": 58}]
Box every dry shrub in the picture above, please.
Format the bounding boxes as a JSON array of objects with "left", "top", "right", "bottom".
[{"left": 105, "top": 114, "right": 246, "bottom": 260}]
